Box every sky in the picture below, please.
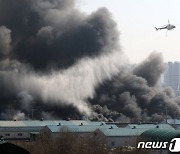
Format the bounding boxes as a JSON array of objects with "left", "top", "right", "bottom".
[{"left": 77, "top": 0, "right": 180, "bottom": 64}]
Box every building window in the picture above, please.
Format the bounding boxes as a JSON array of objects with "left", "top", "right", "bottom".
[
  {"left": 5, "top": 133, "right": 10, "bottom": 136},
  {"left": 111, "top": 141, "right": 115, "bottom": 147},
  {"left": 18, "top": 133, "right": 23, "bottom": 136}
]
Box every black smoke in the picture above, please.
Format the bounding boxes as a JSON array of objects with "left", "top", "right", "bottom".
[
  {"left": 0, "top": 0, "right": 180, "bottom": 122},
  {"left": 0, "top": 0, "right": 121, "bottom": 120},
  {"left": 0, "top": 0, "right": 118, "bottom": 70},
  {"left": 90, "top": 52, "right": 180, "bottom": 122}
]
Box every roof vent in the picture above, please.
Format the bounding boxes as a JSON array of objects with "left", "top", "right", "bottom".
[
  {"left": 100, "top": 123, "right": 104, "bottom": 126},
  {"left": 132, "top": 126, "right": 136, "bottom": 129},
  {"left": 156, "top": 125, "right": 159, "bottom": 128},
  {"left": 0, "top": 136, "right": 4, "bottom": 141},
  {"left": 109, "top": 126, "right": 113, "bottom": 129},
  {"left": 80, "top": 123, "right": 83, "bottom": 126},
  {"left": 57, "top": 123, "right": 61, "bottom": 126}
]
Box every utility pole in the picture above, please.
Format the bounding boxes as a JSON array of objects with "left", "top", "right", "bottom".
[
  {"left": 173, "top": 112, "right": 177, "bottom": 125},
  {"left": 32, "top": 108, "right": 36, "bottom": 120},
  {"left": 165, "top": 106, "right": 168, "bottom": 124},
  {"left": 162, "top": 106, "right": 168, "bottom": 124}
]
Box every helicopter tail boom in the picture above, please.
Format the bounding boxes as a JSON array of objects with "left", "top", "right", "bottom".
[{"left": 155, "top": 27, "right": 159, "bottom": 31}]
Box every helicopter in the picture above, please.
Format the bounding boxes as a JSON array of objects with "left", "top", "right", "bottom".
[{"left": 155, "top": 20, "right": 176, "bottom": 31}]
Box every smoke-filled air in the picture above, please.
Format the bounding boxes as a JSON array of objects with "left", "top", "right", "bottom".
[{"left": 0, "top": 0, "right": 180, "bottom": 122}]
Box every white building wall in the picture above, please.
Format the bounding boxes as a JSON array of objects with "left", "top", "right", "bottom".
[
  {"left": 1, "top": 132, "right": 14, "bottom": 139},
  {"left": 0, "top": 132, "right": 30, "bottom": 140},
  {"left": 14, "top": 132, "right": 30, "bottom": 139},
  {"left": 94, "top": 129, "right": 138, "bottom": 148}
]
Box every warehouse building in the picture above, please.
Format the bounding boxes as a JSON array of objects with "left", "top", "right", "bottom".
[
  {"left": 140, "top": 128, "right": 180, "bottom": 142},
  {"left": 0, "top": 120, "right": 176, "bottom": 147},
  {"left": 126, "top": 123, "right": 174, "bottom": 130},
  {"left": 0, "top": 120, "right": 109, "bottom": 140},
  {"left": 94, "top": 127, "right": 148, "bottom": 148},
  {"left": 41, "top": 123, "right": 118, "bottom": 138},
  {"left": 139, "top": 128, "right": 180, "bottom": 154},
  {"left": 0, "top": 120, "right": 63, "bottom": 140},
  {"left": 94, "top": 124, "right": 175, "bottom": 148}
]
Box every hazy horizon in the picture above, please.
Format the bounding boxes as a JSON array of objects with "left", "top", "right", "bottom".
[{"left": 77, "top": 0, "right": 180, "bottom": 64}]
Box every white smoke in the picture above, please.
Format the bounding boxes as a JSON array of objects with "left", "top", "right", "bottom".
[
  {"left": 13, "top": 111, "right": 25, "bottom": 120},
  {"left": 18, "top": 91, "right": 34, "bottom": 111},
  {"left": 1, "top": 50, "right": 127, "bottom": 115},
  {"left": 0, "top": 26, "right": 12, "bottom": 56}
]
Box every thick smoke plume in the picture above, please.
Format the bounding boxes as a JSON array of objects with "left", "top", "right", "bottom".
[
  {"left": 91, "top": 52, "right": 180, "bottom": 122},
  {"left": 0, "top": 0, "right": 119, "bottom": 70},
  {"left": 0, "top": 0, "right": 180, "bottom": 122},
  {"left": 0, "top": 0, "right": 126, "bottom": 119},
  {"left": 0, "top": 26, "right": 11, "bottom": 58},
  {"left": 0, "top": 51, "right": 126, "bottom": 116}
]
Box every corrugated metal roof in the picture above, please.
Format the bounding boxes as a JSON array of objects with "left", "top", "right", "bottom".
[
  {"left": 98, "top": 128, "right": 149, "bottom": 137},
  {"left": 70, "top": 120, "right": 106, "bottom": 126},
  {"left": 126, "top": 124, "right": 174, "bottom": 130},
  {"left": 167, "top": 119, "right": 180, "bottom": 125},
  {"left": 0, "top": 120, "right": 107, "bottom": 127},
  {"left": 140, "top": 128, "right": 180, "bottom": 142},
  {"left": 0, "top": 120, "right": 83, "bottom": 127},
  {"left": 46, "top": 124, "right": 118, "bottom": 133},
  {"left": 0, "top": 127, "right": 42, "bottom": 132},
  {"left": 0, "top": 120, "right": 64, "bottom": 127}
]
